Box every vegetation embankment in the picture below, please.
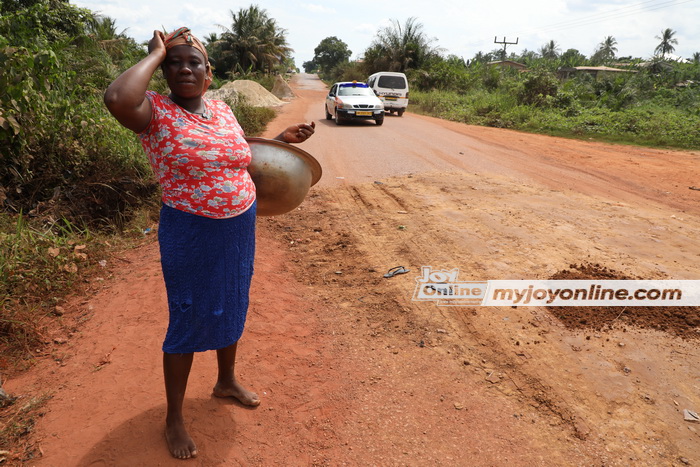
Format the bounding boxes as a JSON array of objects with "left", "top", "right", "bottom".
[{"left": 408, "top": 65, "right": 700, "bottom": 149}]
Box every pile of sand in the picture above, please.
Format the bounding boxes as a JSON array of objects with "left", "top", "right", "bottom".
[
  {"left": 205, "top": 80, "right": 287, "bottom": 107},
  {"left": 271, "top": 75, "right": 296, "bottom": 100}
]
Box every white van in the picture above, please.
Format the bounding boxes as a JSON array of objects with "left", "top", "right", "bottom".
[{"left": 367, "top": 72, "right": 409, "bottom": 116}]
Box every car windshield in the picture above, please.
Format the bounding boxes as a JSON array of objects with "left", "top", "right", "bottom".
[
  {"left": 338, "top": 86, "right": 374, "bottom": 97},
  {"left": 377, "top": 76, "right": 406, "bottom": 89}
]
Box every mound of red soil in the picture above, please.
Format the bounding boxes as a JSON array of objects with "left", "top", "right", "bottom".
[{"left": 548, "top": 263, "right": 700, "bottom": 339}]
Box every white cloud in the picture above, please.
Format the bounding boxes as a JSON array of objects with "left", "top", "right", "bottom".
[{"left": 301, "top": 3, "right": 336, "bottom": 14}]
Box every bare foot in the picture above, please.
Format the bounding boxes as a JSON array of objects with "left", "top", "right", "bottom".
[
  {"left": 165, "top": 418, "right": 198, "bottom": 459},
  {"left": 213, "top": 380, "right": 261, "bottom": 406}
]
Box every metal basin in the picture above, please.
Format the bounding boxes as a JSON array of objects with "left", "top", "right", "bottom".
[{"left": 246, "top": 137, "right": 322, "bottom": 216}]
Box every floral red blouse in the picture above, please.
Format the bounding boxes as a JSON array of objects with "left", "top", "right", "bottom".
[{"left": 139, "top": 91, "right": 256, "bottom": 218}]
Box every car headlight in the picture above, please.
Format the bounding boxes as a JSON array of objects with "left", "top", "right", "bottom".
[{"left": 336, "top": 99, "right": 353, "bottom": 109}]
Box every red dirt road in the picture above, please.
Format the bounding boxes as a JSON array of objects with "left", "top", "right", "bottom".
[{"left": 5, "top": 74, "right": 700, "bottom": 466}]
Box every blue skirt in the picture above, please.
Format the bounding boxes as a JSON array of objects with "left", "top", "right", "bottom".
[{"left": 158, "top": 202, "right": 256, "bottom": 353}]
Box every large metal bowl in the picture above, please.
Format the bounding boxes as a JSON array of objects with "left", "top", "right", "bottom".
[{"left": 246, "top": 137, "right": 322, "bottom": 216}]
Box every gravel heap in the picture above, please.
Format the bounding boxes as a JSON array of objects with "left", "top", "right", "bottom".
[{"left": 205, "top": 80, "right": 286, "bottom": 107}]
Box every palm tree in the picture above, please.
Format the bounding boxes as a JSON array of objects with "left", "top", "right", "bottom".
[
  {"left": 87, "top": 15, "right": 128, "bottom": 41},
  {"left": 363, "top": 17, "right": 441, "bottom": 73},
  {"left": 517, "top": 49, "right": 538, "bottom": 65},
  {"left": 592, "top": 36, "right": 617, "bottom": 64},
  {"left": 693, "top": 52, "right": 700, "bottom": 64},
  {"left": 203, "top": 32, "right": 219, "bottom": 46},
  {"left": 84, "top": 14, "right": 138, "bottom": 66},
  {"left": 560, "top": 48, "right": 587, "bottom": 67},
  {"left": 539, "top": 40, "right": 560, "bottom": 60},
  {"left": 471, "top": 51, "right": 494, "bottom": 64},
  {"left": 211, "top": 5, "right": 292, "bottom": 77},
  {"left": 654, "top": 28, "right": 678, "bottom": 57}
]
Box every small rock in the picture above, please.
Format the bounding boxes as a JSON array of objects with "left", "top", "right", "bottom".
[
  {"left": 0, "top": 379, "right": 14, "bottom": 408},
  {"left": 486, "top": 373, "right": 501, "bottom": 384},
  {"left": 679, "top": 457, "right": 690, "bottom": 465},
  {"left": 54, "top": 337, "right": 67, "bottom": 344},
  {"left": 683, "top": 409, "right": 700, "bottom": 423},
  {"left": 454, "top": 402, "right": 463, "bottom": 410},
  {"left": 623, "top": 367, "right": 631, "bottom": 374},
  {"left": 436, "top": 329, "right": 447, "bottom": 334},
  {"left": 618, "top": 342, "right": 625, "bottom": 347},
  {"left": 53, "top": 306, "right": 65, "bottom": 316}
]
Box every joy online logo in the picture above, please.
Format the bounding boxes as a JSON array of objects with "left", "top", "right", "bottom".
[{"left": 413, "top": 266, "right": 487, "bottom": 306}]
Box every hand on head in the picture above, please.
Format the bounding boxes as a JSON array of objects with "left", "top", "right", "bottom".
[{"left": 148, "top": 30, "right": 166, "bottom": 60}]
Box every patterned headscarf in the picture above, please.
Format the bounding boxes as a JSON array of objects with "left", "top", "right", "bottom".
[{"left": 163, "top": 27, "right": 213, "bottom": 95}]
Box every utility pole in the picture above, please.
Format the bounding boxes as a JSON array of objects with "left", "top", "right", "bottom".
[{"left": 494, "top": 36, "right": 518, "bottom": 61}]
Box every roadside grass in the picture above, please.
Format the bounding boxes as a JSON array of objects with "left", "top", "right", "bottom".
[
  {"left": 0, "top": 392, "right": 51, "bottom": 464},
  {"left": 0, "top": 206, "right": 160, "bottom": 463},
  {"left": 0, "top": 209, "right": 160, "bottom": 368},
  {"left": 410, "top": 89, "right": 700, "bottom": 150},
  {"left": 231, "top": 97, "right": 277, "bottom": 136}
]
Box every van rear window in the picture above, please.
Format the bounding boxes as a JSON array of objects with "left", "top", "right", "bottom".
[{"left": 377, "top": 76, "right": 406, "bottom": 89}]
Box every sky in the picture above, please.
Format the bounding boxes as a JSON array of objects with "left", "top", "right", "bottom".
[{"left": 71, "top": 0, "right": 700, "bottom": 68}]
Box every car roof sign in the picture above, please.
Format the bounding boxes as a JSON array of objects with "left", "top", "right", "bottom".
[{"left": 339, "top": 82, "right": 368, "bottom": 88}]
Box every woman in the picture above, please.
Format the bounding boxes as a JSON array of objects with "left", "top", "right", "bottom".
[{"left": 104, "top": 27, "right": 315, "bottom": 459}]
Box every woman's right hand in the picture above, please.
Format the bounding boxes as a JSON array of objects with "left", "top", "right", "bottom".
[{"left": 147, "top": 30, "right": 167, "bottom": 60}]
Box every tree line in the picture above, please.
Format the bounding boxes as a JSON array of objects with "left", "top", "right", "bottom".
[{"left": 305, "top": 18, "right": 697, "bottom": 81}]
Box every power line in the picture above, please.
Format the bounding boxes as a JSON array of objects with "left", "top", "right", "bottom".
[
  {"left": 515, "top": 0, "right": 696, "bottom": 37},
  {"left": 525, "top": 0, "right": 676, "bottom": 31}
]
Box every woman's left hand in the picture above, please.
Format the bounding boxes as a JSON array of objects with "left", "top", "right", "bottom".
[{"left": 276, "top": 122, "right": 315, "bottom": 144}]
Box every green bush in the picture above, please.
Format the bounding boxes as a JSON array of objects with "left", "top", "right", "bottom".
[
  {"left": 410, "top": 57, "right": 476, "bottom": 92},
  {"left": 0, "top": 1, "right": 155, "bottom": 230},
  {"left": 227, "top": 96, "right": 277, "bottom": 136},
  {"left": 518, "top": 71, "right": 559, "bottom": 107},
  {"left": 413, "top": 86, "right": 700, "bottom": 149}
]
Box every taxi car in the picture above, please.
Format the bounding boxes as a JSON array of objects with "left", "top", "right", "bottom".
[{"left": 325, "top": 81, "right": 384, "bottom": 126}]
